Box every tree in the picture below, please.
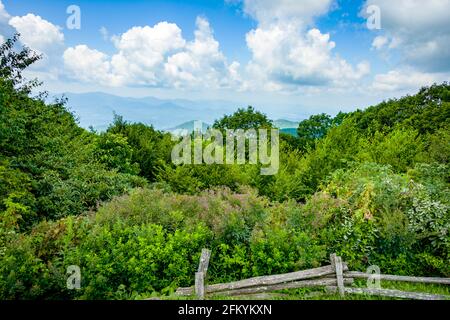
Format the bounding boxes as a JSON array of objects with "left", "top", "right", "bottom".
[
  {"left": 94, "top": 132, "right": 140, "bottom": 175},
  {"left": 213, "top": 106, "right": 273, "bottom": 130},
  {"left": 107, "top": 115, "right": 174, "bottom": 181},
  {"left": 349, "top": 83, "right": 450, "bottom": 135},
  {"left": 297, "top": 113, "right": 334, "bottom": 150},
  {"left": 0, "top": 35, "right": 146, "bottom": 227},
  {"left": 0, "top": 33, "right": 41, "bottom": 93}
]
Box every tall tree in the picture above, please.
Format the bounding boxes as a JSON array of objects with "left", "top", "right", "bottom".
[
  {"left": 296, "top": 113, "right": 346, "bottom": 150},
  {"left": 213, "top": 106, "right": 273, "bottom": 130}
]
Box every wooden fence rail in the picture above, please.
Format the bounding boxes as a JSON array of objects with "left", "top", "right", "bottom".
[
  {"left": 210, "top": 278, "right": 355, "bottom": 297},
  {"left": 176, "top": 264, "right": 349, "bottom": 296},
  {"left": 344, "top": 271, "right": 450, "bottom": 285},
  {"left": 175, "top": 249, "right": 450, "bottom": 300},
  {"left": 326, "top": 287, "right": 450, "bottom": 301}
]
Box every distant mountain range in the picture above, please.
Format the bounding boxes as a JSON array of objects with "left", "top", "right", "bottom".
[
  {"left": 58, "top": 92, "right": 240, "bottom": 131},
  {"left": 167, "top": 119, "right": 299, "bottom": 134},
  {"left": 167, "top": 120, "right": 211, "bottom": 135},
  {"left": 54, "top": 92, "right": 301, "bottom": 132},
  {"left": 273, "top": 119, "right": 299, "bottom": 129}
]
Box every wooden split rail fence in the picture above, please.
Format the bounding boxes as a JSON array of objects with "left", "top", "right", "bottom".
[{"left": 175, "top": 250, "right": 450, "bottom": 300}]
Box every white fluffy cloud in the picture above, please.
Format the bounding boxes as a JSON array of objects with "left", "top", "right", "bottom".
[
  {"left": 242, "top": 0, "right": 369, "bottom": 91},
  {"left": 164, "top": 17, "right": 240, "bottom": 88},
  {"left": 371, "top": 68, "right": 442, "bottom": 92},
  {"left": 363, "top": 0, "right": 450, "bottom": 72},
  {"left": 9, "top": 14, "right": 64, "bottom": 54},
  {"left": 64, "top": 17, "right": 240, "bottom": 89},
  {"left": 6, "top": 12, "right": 65, "bottom": 79},
  {"left": 246, "top": 25, "right": 370, "bottom": 90},
  {"left": 63, "top": 45, "right": 120, "bottom": 85},
  {"left": 109, "top": 21, "right": 186, "bottom": 86},
  {"left": 6, "top": 0, "right": 445, "bottom": 97},
  {"left": 364, "top": 0, "right": 450, "bottom": 93}
]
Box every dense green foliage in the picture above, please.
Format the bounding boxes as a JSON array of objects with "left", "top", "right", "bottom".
[
  {"left": 0, "top": 38, "right": 146, "bottom": 231},
  {"left": 0, "top": 37, "right": 449, "bottom": 300},
  {"left": 296, "top": 112, "right": 346, "bottom": 151},
  {"left": 106, "top": 115, "right": 174, "bottom": 181},
  {"left": 2, "top": 163, "right": 448, "bottom": 299},
  {"left": 213, "top": 106, "right": 273, "bottom": 130}
]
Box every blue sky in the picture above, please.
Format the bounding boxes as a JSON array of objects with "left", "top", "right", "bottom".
[
  {"left": 3, "top": 0, "right": 253, "bottom": 59},
  {"left": 3, "top": 0, "right": 380, "bottom": 69},
  {"left": 0, "top": 0, "right": 449, "bottom": 120}
]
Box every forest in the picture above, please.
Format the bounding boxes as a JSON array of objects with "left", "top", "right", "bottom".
[{"left": 0, "top": 36, "right": 449, "bottom": 300}]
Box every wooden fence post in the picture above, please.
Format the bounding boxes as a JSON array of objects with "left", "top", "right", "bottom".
[
  {"left": 195, "top": 249, "right": 211, "bottom": 300},
  {"left": 195, "top": 272, "right": 205, "bottom": 300},
  {"left": 330, "top": 253, "right": 345, "bottom": 297},
  {"left": 198, "top": 249, "right": 211, "bottom": 275}
]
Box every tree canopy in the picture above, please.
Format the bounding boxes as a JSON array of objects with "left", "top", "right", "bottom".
[{"left": 213, "top": 106, "right": 273, "bottom": 130}]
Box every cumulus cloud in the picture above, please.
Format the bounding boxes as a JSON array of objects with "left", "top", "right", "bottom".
[
  {"left": 9, "top": 14, "right": 64, "bottom": 54},
  {"left": 246, "top": 25, "right": 370, "bottom": 90},
  {"left": 63, "top": 45, "right": 119, "bottom": 85},
  {"left": 1, "top": 2, "right": 64, "bottom": 56},
  {"left": 109, "top": 21, "right": 186, "bottom": 86},
  {"left": 363, "top": 0, "right": 450, "bottom": 73},
  {"left": 64, "top": 17, "right": 240, "bottom": 89},
  {"left": 0, "top": 2, "right": 65, "bottom": 80},
  {"left": 164, "top": 17, "right": 240, "bottom": 88},
  {"left": 6, "top": 12, "right": 65, "bottom": 79},
  {"left": 242, "top": 0, "right": 369, "bottom": 91},
  {"left": 371, "top": 68, "right": 443, "bottom": 92}
]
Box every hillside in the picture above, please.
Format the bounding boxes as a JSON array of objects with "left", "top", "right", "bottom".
[{"left": 1, "top": 39, "right": 449, "bottom": 300}]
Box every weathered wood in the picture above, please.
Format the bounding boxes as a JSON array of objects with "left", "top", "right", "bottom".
[
  {"left": 194, "top": 249, "right": 211, "bottom": 300},
  {"left": 343, "top": 287, "right": 450, "bottom": 300},
  {"left": 195, "top": 272, "right": 205, "bottom": 300},
  {"left": 210, "top": 278, "right": 354, "bottom": 297},
  {"left": 344, "top": 271, "right": 450, "bottom": 285},
  {"left": 175, "top": 264, "right": 348, "bottom": 296},
  {"left": 198, "top": 249, "right": 211, "bottom": 274},
  {"left": 330, "top": 254, "right": 345, "bottom": 297}
]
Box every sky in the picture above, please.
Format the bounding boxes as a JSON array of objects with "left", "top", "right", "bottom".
[{"left": 1, "top": 0, "right": 449, "bottom": 120}]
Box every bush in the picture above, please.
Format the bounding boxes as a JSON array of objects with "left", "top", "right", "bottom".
[
  {"left": 1, "top": 164, "right": 449, "bottom": 299},
  {"left": 0, "top": 187, "right": 325, "bottom": 299},
  {"left": 319, "top": 163, "right": 449, "bottom": 275}
]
